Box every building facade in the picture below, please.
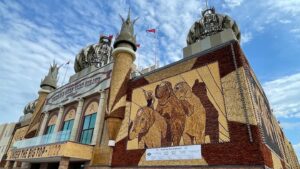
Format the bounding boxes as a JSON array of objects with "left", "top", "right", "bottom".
[
  {"left": 2, "top": 7, "right": 299, "bottom": 169},
  {"left": 0, "top": 123, "right": 16, "bottom": 166}
]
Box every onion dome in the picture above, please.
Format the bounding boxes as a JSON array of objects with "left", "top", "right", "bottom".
[
  {"left": 23, "top": 100, "right": 37, "bottom": 115},
  {"left": 74, "top": 35, "right": 113, "bottom": 73},
  {"left": 187, "top": 7, "right": 241, "bottom": 45}
]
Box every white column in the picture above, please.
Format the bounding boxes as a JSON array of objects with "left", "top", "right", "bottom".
[
  {"left": 38, "top": 112, "right": 49, "bottom": 136},
  {"left": 91, "top": 90, "right": 107, "bottom": 145},
  {"left": 54, "top": 105, "right": 64, "bottom": 132},
  {"left": 70, "top": 98, "right": 84, "bottom": 142}
]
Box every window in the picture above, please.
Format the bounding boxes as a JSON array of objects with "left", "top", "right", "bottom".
[
  {"left": 80, "top": 113, "right": 96, "bottom": 144},
  {"left": 46, "top": 125, "right": 55, "bottom": 135},
  {"left": 45, "top": 114, "right": 57, "bottom": 135},
  {"left": 62, "top": 120, "right": 74, "bottom": 131},
  {"left": 60, "top": 119, "right": 74, "bottom": 141}
]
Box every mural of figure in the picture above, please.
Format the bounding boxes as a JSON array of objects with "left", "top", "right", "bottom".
[
  {"left": 174, "top": 82, "right": 206, "bottom": 144},
  {"left": 155, "top": 81, "right": 186, "bottom": 146},
  {"left": 142, "top": 89, "right": 155, "bottom": 108},
  {"left": 129, "top": 107, "right": 167, "bottom": 149}
]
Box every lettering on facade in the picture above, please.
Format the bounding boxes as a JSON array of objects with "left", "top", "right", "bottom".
[
  {"left": 9, "top": 144, "right": 61, "bottom": 160},
  {"left": 43, "top": 63, "right": 113, "bottom": 112}
]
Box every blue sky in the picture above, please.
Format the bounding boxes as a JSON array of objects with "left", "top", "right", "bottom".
[{"left": 0, "top": 0, "right": 299, "bottom": 159}]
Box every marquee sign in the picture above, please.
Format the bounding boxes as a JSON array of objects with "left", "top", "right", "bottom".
[
  {"left": 43, "top": 63, "right": 113, "bottom": 112},
  {"left": 8, "top": 144, "right": 61, "bottom": 160},
  {"left": 7, "top": 142, "right": 93, "bottom": 160}
]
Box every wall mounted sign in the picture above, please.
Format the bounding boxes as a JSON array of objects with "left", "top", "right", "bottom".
[
  {"left": 43, "top": 63, "right": 113, "bottom": 112},
  {"left": 8, "top": 144, "right": 61, "bottom": 160},
  {"left": 145, "top": 145, "right": 201, "bottom": 161}
]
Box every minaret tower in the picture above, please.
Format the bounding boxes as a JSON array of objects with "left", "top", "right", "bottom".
[
  {"left": 106, "top": 9, "right": 138, "bottom": 146},
  {"left": 25, "top": 62, "right": 59, "bottom": 138}
]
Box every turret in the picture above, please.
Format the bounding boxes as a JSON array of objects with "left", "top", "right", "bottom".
[
  {"left": 25, "top": 63, "right": 59, "bottom": 138},
  {"left": 105, "top": 9, "right": 138, "bottom": 147},
  {"left": 40, "top": 62, "right": 59, "bottom": 91}
]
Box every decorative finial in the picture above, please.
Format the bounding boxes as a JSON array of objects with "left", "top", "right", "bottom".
[
  {"left": 40, "top": 61, "right": 59, "bottom": 91},
  {"left": 114, "top": 9, "right": 138, "bottom": 51},
  {"left": 127, "top": 8, "right": 131, "bottom": 22}
]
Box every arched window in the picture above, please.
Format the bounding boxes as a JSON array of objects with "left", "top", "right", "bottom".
[
  {"left": 62, "top": 109, "right": 75, "bottom": 132},
  {"left": 60, "top": 109, "right": 76, "bottom": 141},
  {"left": 80, "top": 101, "right": 98, "bottom": 144},
  {"left": 45, "top": 114, "right": 57, "bottom": 135}
]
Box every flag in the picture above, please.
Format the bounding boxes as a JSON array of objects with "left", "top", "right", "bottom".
[
  {"left": 66, "top": 60, "right": 70, "bottom": 65},
  {"left": 136, "top": 44, "right": 140, "bottom": 48},
  {"left": 108, "top": 35, "right": 113, "bottom": 40},
  {"left": 146, "top": 28, "right": 156, "bottom": 33}
]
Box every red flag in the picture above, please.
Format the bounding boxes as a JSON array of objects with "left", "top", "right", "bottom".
[
  {"left": 136, "top": 44, "right": 141, "bottom": 48},
  {"left": 146, "top": 28, "right": 156, "bottom": 33},
  {"left": 108, "top": 35, "right": 113, "bottom": 40}
]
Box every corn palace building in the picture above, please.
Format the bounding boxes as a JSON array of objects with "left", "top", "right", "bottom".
[{"left": 2, "top": 6, "right": 299, "bottom": 169}]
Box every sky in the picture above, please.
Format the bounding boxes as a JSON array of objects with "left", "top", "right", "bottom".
[{"left": 0, "top": 0, "right": 299, "bottom": 160}]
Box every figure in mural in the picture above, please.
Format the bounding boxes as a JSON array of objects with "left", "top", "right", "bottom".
[
  {"left": 155, "top": 81, "right": 186, "bottom": 146},
  {"left": 129, "top": 107, "right": 167, "bottom": 149},
  {"left": 174, "top": 82, "right": 207, "bottom": 144},
  {"left": 192, "top": 79, "right": 219, "bottom": 143},
  {"left": 142, "top": 89, "right": 155, "bottom": 108}
]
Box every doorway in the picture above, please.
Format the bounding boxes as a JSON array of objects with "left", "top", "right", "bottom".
[
  {"left": 69, "top": 162, "right": 85, "bottom": 169},
  {"left": 47, "top": 162, "right": 59, "bottom": 169},
  {"left": 30, "top": 163, "right": 40, "bottom": 169}
]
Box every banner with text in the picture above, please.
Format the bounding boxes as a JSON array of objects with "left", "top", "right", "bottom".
[
  {"left": 43, "top": 63, "right": 113, "bottom": 112},
  {"left": 146, "top": 145, "right": 201, "bottom": 161}
]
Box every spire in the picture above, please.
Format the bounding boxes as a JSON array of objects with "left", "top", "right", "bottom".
[
  {"left": 113, "top": 9, "right": 138, "bottom": 51},
  {"left": 40, "top": 61, "right": 59, "bottom": 91},
  {"left": 127, "top": 8, "right": 131, "bottom": 22}
]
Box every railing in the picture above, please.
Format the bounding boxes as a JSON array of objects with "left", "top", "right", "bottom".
[{"left": 13, "top": 130, "right": 71, "bottom": 149}]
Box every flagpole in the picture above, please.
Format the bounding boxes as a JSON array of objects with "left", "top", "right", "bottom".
[
  {"left": 154, "top": 28, "right": 158, "bottom": 69},
  {"left": 154, "top": 28, "right": 157, "bottom": 69},
  {"left": 61, "top": 61, "right": 70, "bottom": 86}
]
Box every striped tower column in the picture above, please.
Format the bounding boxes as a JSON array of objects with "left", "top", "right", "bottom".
[
  {"left": 106, "top": 45, "right": 135, "bottom": 146},
  {"left": 105, "top": 9, "right": 137, "bottom": 147}
]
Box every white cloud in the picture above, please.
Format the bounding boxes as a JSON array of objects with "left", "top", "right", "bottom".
[
  {"left": 290, "top": 29, "right": 300, "bottom": 33},
  {"left": 279, "top": 19, "right": 291, "bottom": 24},
  {"left": 223, "top": 0, "right": 244, "bottom": 9},
  {"left": 263, "top": 72, "right": 300, "bottom": 118},
  {"left": 266, "top": 0, "right": 300, "bottom": 16},
  {"left": 241, "top": 32, "right": 253, "bottom": 45},
  {"left": 293, "top": 143, "right": 300, "bottom": 161}
]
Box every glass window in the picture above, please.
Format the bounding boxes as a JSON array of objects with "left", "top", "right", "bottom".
[
  {"left": 80, "top": 113, "right": 96, "bottom": 144},
  {"left": 83, "top": 116, "right": 90, "bottom": 130},
  {"left": 60, "top": 119, "right": 74, "bottom": 141},
  {"left": 62, "top": 119, "right": 74, "bottom": 131},
  {"left": 46, "top": 125, "right": 55, "bottom": 135}
]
